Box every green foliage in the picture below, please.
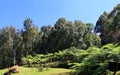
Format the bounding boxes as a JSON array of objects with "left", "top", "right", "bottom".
[
  {"left": 22, "top": 18, "right": 42, "bottom": 56},
  {"left": 20, "top": 43, "right": 120, "bottom": 75},
  {"left": 30, "top": 44, "right": 116, "bottom": 74},
  {"left": 71, "top": 44, "right": 120, "bottom": 75},
  {"left": 95, "top": 4, "right": 120, "bottom": 45},
  {"left": 40, "top": 18, "right": 101, "bottom": 53},
  {"left": 2, "top": 4, "right": 120, "bottom": 72},
  {"left": 0, "top": 17, "right": 101, "bottom": 69},
  {"left": 0, "top": 26, "right": 23, "bottom": 68}
]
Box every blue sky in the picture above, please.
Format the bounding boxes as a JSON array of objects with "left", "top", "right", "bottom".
[{"left": 0, "top": 0, "right": 119, "bottom": 29}]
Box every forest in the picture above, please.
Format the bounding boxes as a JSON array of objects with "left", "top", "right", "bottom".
[{"left": 1, "top": 4, "right": 120, "bottom": 75}]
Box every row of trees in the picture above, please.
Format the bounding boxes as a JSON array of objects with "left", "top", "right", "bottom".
[
  {"left": 0, "top": 17, "right": 100, "bottom": 69},
  {"left": 1, "top": 4, "right": 120, "bottom": 74},
  {"left": 0, "top": 19, "right": 42, "bottom": 68}
]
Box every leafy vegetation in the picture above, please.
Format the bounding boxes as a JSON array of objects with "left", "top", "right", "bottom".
[
  {"left": 1, "top": 3, "right": 120, "bottom": 75},
  {"left": 20, "top": 44, "right": 120, "bottom": 75},
  {"left": 95, "top": 4, "right": 120, "bottom": 45},
  {"left": 0, "top": 17, "right": 101, "bottom": 69}
]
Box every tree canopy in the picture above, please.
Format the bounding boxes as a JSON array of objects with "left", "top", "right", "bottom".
[
  {"left": 95, "top": 4, "right": 120, "bottom": 45},
  {"left": 1, "top": 4, "right": 120, "bottom": 75}
]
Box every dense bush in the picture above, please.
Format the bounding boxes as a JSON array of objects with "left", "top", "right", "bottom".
[
  {"left": 71, "top": 44, "right": 120, "bottom": 75},
  {"left": 21, "top": 44, "right": 120, "bottom": 75}
]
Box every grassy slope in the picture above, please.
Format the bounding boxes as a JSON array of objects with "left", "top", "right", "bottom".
[{"left": 0, "top": 66, "right": 74, "bottom": 75}]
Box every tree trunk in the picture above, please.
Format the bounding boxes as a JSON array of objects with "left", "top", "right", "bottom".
[
  {"left": 13, "top": 50, "right": 16, "bottom": 65},
  {"left": 113, "top": 62, "right": 119, "bottom": 75},
  {"left": 113, "top": 70, "right": 116, "bottom": 75}
]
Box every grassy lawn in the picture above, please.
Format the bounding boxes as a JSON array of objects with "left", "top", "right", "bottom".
[{"left": 0, "top": 66, "right": 74, "bottom": 75}]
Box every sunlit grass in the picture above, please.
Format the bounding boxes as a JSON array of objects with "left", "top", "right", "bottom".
[{"left": 0, "top": 66, "right": 74, "bottom": 75}]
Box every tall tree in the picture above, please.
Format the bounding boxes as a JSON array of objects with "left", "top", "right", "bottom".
[
  {"left": 22, "top": 18, "right": 41, "bottom": 56},
  {"left": 0, "top": 26, "right": 23, "bottom": 68},
  {"left": 95, "top": 4, "right": 120, "bottom": 45}
]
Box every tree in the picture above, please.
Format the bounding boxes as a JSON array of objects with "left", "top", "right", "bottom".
[
  {"left": 0, "top": 26, "right": 23, "bottom": 68},
  {"left": 95, "top": 4, "right": 120, "bottom": 45},
  {"left": 12, "top": 29, "right": 23, "bottom": 65},
  {"left": 22, "top": 18, "right": 41, "bottom": 56}
]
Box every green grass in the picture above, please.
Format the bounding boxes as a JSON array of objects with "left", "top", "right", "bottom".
[{"left": 0, "top": 66, "right": 74, "bottom": 75}]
